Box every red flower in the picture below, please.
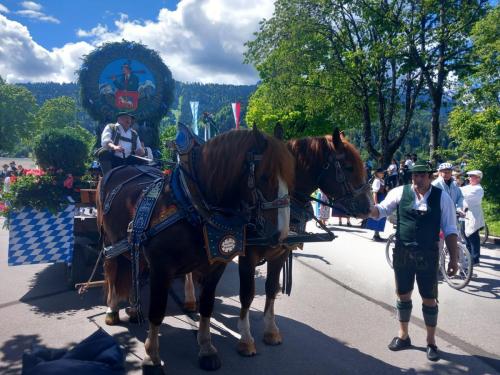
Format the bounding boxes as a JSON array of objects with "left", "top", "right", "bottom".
[
  {"left": 163, "top": 169, "right": 172, "bottom": 176},
  {"left": 25, "top": 169, "right": 45, "bottom": 176}
]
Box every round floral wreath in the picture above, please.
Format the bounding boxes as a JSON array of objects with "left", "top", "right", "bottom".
[{"left": 78, "top": 41, "right": 175, "bottom": 124}]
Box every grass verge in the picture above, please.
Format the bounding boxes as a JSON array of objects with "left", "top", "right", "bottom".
[{"left": 483, "top": 199, "right": 500, "bottom": 237}]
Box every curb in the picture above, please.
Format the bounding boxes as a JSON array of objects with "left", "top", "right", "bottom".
[{"left": 486, "top": 235, "right": 500, "bottom": 246}]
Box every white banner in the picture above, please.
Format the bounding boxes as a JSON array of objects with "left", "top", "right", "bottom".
[{"left": 190, "top": 101, "right": 199, "bottom": 135}]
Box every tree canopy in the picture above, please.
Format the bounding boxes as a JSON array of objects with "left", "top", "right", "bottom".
[
  {"left": 244, "top": 0, "right": 489, "bottom": 166},
  {"left": 448, "top": 6, "right": 499, "bottom": 203},
  {"left": 35, "top": 96, "right": 78, "bottom": 132},
  {"left": 0, "top": 79, "right": 37, "bottom": 153}
]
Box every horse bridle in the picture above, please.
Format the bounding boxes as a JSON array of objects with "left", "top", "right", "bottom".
[
  {"left": 243, "top": 150, "right": 290, "bottom": 239},
  {"left": 317, "top": 151, "right": 370, "bottom": 216}
]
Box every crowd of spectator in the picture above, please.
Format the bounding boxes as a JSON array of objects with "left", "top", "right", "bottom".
[{"left": 1, "top": 161, "right": 26, "bottom": 193}]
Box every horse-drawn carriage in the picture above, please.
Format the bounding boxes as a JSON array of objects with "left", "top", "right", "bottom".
[{"left": 93, "top": 122, "right": 371, "bottom": 373}]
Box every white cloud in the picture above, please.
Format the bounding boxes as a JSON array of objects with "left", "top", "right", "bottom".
[
  {"left": 76, "top": 24, "right": 109, "bottom": 38},
  {"left": 0, "top": 0, "right": 275, "bottom": 84},
  {"left": 0, "top": 14, "right": 92, "bottom": 83},
  {"left": 16, "top": 9, "right": 60, "bottom": 23},
  {"left": 0, "top": 3, "right": 9, "bottom": 13},
  {"left": 16, "top": 2, "right": 59, "bottom": 23},
  {"left": 20, "top": 1, "right": 42, "bottom": 11}
]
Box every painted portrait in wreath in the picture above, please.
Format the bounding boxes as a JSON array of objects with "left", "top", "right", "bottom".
[
  {"left": 99, "top": 59, "right": 156, "bottom": 111},
  {"left": 79, "top": 41, "right": 174, "bottom": 125}
]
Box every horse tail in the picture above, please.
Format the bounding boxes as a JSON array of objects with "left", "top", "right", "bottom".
[{"left": 104, "top": 255, "right": 132, "bottom": 302}]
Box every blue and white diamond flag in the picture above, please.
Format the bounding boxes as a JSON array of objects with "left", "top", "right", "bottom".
[{"left": 8, "top": 205, "right": 75, "bottom": 266}]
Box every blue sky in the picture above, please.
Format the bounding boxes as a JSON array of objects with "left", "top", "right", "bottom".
[
  {"left": 0, "top": 0, "right": 274, "bottom": 84},
  {"left": 1, "top": 0, "right": 177, "bottom": 49}
]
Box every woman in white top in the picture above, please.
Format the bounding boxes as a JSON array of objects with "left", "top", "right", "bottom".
[{"left": 460, "top": 170, "right": 485, "bottom": 265}]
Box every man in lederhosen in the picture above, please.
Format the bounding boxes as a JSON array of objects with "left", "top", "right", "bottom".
[
  {"left": 368, "top": 163, "right": 459, "bottom": 361},
  {"left": 97, "top": 112, "right": 145, "bottom": 175}
]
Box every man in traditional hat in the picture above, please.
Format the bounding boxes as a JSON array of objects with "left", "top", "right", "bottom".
[
  {"left": 97, "top": 112, "right": 145, "bottom": 175},
  {"left": 368, "top": 163, "right": 459, "bottom": 361},
  {"left": 432, "top": 162, "right": 464, "bottom": 212}
]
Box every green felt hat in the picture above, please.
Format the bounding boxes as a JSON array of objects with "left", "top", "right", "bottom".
[{"left": 410, "top": 163, "right": 435, "bottom": 173}]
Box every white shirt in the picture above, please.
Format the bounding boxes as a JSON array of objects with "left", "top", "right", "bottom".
[
  {"left": 431, "top": 176, "right": 464, "bottom": 210},
  {"left": 404, "top": 159, "right": 414, "bottom": 168},
  {"left": 460, "top": 184, "right": 485, "bottom": 236},
  {"left": 375, "top": 185, "right": 458, "bottom": 237},
  {"left": 371, "top": 178, "right": 384, "bottom": 193},
  {"left": 388, "top": 163, "right": 398, "bottom": 176},
  {"left": 101, "top": 123, "right": 143, "bottom": 158}
]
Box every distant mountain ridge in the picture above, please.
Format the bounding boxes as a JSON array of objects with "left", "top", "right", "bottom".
[{"left": 19, "top": 81, "right": 257, "bottom": 128}]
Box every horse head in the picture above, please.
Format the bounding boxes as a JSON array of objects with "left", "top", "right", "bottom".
[
  {"left": 198, "top": 126, "right": 295, "bottom": 245},
  {"left": 287, "top": 126, "right": 372, "bottom": 218}
]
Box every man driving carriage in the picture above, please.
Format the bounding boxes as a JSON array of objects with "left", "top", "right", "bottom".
[
  {"left": 368, "top": 163, "right": 459, "bottom": 362},
  {"left": 97, "top": 112, "right": 146, "bottom": 175}
]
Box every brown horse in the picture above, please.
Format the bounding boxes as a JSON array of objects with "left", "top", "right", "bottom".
[
  {"left": 184, "top": 127, "right": 372, "bottom": 356},
  {"left": 97, "top": 127, "right": 295, "bottom": 372}
]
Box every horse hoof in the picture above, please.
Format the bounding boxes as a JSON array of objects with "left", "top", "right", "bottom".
[
  {"left": 263, "top": 331, "right": 282, "bottom": 346},
  {"left": 237, "top": 340, "right": 257, "bottom": 357},
  {"left": 105, "top": 311, "right": 120, "bottom": 325},
  {"left": 183, "top": 301, "right": 197, "bottom": 313},
  {"left": 198, "top": 353, "right": 222, "bottom": 371},
  {"left": 125, "top": 307, "right": 139, "bottom": 324},
  {"left": 142, "top": 363, "right": 166, "bottom": 375}
]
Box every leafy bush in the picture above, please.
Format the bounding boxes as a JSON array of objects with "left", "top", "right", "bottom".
[
  {"left": 33, "top": 127, "right": 90, "bottom": 176},
  {"left": 2, "top": 174, "right": 72, "bottom": 214}
]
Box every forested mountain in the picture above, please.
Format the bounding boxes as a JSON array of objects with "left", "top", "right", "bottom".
[{"left": 20, "top": 81, "right": 257, "bottom": 131}]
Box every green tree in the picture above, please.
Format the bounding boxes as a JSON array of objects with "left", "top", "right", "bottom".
[
  {"left": 0, "top": 83, "right": 37, "bottom": 153},
  {"left": 35, "top": 96, "right": 78, "bottom": 132},
  {"left": 245, "top": 0, "right": 425, "bottom": 166},
  {"left": 404, "top": 0, "right": 488, "bottom": 162},
  {"left": 448, "top": 6, "right": 500, "bottom": 203}
]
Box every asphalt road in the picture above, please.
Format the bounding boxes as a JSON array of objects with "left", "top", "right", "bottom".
[{"left": 0, "top": 218, "right": 499, "bottom": 374}]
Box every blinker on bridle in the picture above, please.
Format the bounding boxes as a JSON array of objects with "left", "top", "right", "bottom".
[
  {"left": 244, "top": 151, "right": 290, "bottom": 237},
  {"left": 318, "top": 151, "right": 370, "bottom": 216}
]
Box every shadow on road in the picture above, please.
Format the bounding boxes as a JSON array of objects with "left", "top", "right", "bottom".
[
  {"left": 461, "top": 276, "right": 500, "bottom": 299},
  {"left": 19, "top": 262, "right": 104, "bottom": 317},
  {"left": 294, "top": 252, "right": 332, "bottom": 265}
]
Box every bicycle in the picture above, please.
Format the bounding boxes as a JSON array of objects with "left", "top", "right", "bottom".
[
  {"left": 479, "top": 223, "right": 489, "bottom": 245},
  {"left": 385, "top": 227, "right": 473, "bottom": 290}
]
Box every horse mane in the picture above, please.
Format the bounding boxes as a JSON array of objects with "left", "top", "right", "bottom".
[
  {"left": 198, "top": 129, "right": 295, "bottom": 204},
  {"left": 287, "top": 135, "right": 366, "bottom": 185}
]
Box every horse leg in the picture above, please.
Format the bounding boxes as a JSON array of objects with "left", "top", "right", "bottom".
[
  {"left": 143, "top": 267, "right": 171, "bottom": 373},
  {"left": 263, "top": 249, "right": 289, "bottom": 346},
  {"left": 197, "top": 264, "right": 225, "bottom": 371},
  {"left": 104, "top": 258, "right": 121, "bottom": 325},
  {"left": 184, "top": 273, "right": 197, "bottom": 312},
  {"left": 237, "top": 254, "right": 257, "bottom": 356}
]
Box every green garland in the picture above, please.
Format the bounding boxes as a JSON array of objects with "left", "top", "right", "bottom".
[{"left": 78, "top": 41, "right": 175, "bottom": 124}]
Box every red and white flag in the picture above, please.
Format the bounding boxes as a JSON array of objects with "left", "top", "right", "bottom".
[{"left": 231, "top": 102, "right": 241, "bottom": 129}]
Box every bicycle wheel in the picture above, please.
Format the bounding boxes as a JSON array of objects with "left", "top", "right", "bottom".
[
  {"left": 479, "top": 223, "right": 489, "bottom": 245},
  {"left": 385, "top": 233, "right": 396, "bottom": 269},
  {"left": 441, "top": 243, "right": 473, "bottom": 290}
]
